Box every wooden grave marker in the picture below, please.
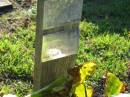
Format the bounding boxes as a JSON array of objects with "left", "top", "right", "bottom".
[{"left": 34, "top": 0, "right": 83, "bottom": 91}]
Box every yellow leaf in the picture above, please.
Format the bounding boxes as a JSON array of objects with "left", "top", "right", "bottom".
[
  {"left": 68, "top": 62, "right": 96, "bottom": 83},
  {"left": 74, "top": 84, "right": 86, "bottom": 97},
  {"left": 70, "top": 62, "right": 96, "bottom": 97},
  {"left": 86, "top": 86, "right": 93, "bottom": 97},
  {"left": 80, "top": 62, "right": 96, "bottom": 83},
  {"left": 72, "top": 84, "right": 93, "bottom": 97}
]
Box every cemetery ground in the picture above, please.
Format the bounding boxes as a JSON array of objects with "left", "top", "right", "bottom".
[{"left": 0, "top": 0, "right": 130, "bottom": 97}]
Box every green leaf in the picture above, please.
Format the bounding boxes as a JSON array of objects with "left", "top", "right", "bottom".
[
  {"left": 31, "top": 76, "right": 67, "bottom": 97},
  {"left": 104, "top": 72, "right": 125, "bottom": 97}
]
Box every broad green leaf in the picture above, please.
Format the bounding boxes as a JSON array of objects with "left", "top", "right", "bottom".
[
  {"left": 31, "top": 76, "right": 67, "bottom": 97},
  {"left": 104, "top": 72, "right": 125, "bottom": 97}
]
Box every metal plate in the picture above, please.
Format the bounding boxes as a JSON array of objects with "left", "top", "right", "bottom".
[
  {"left": 41, "top": 27, "right": 79, "bottom": 62},
  {"left": 41, "top": 0, "right": 83, "bottom": 62},
  {"left": 43, "top": 0, "right": 83, "bottom": 30}
]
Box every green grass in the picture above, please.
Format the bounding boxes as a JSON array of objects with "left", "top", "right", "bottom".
[
  {"left": 0, "top": 27, "right": 35, "bottom": 76},
  {"left": 0, "top": 0, "right": 130, "bottom": 96},
  {"left": 0, "top": 26, "right": 35, "bottom": 96},
  {"left": 0, "top": 10, "right": 35, "bottom": 96},
  {"left": 77, "top": 0, "right": 130, "bottom": 82},
  {"left": 82, "top": 0, "right": 130, "bottom": 35}
]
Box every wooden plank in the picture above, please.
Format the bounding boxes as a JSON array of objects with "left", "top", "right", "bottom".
[
  {"left": 0, "top": 0, "right": 12, "bottom": 14},
  {"left": 40, "top": 55, "right": 76, "bottom": 87},
  {"left": 34, "top": 0, "right": 45, "bottom": 91}
]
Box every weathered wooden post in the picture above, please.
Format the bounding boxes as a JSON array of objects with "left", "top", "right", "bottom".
[{"left": 34, "top": 0, "right": 83, "bottom": 91}]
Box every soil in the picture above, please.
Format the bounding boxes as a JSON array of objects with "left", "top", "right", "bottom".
[{"left": 0, "top": 0, "right": 35, "bottom": 38}]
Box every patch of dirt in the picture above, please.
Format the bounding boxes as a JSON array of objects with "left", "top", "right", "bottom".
[
  {"left": 93, "top": 78, "right": 106, "bottom": 97},
  {"left": 10, "top": 0, "right": 37, "bottom": 9},
  {"left": 0, "top": 15, "right": 31, "bottom": 36},
  {"left": 0, "top": 0, "right": 35, "bottom": 37}
]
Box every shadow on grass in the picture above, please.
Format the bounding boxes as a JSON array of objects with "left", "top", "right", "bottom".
[
  {"left": 78, "top": 0, "right": 130, "bottom": 82},
  {"left": 82, "top": 0, "right": 130, "bottom": 36}
]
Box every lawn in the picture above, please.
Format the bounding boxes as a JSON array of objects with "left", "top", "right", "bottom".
[{"left": 0, "top": 0, "right": 130, "bottom": 96}]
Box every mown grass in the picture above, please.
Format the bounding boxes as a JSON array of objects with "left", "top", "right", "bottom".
[
  {"left": 0, "top": 0, "right": 130, "bottom": 96},
  {"left": 0, "top": 9, "right": 36, "bottom": 96},
  {"left": 0, "top": 27, "right": 35, "bottom": 96},
  {"left": 77, "top": 0, "right": 130, "bottom": 82}
]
